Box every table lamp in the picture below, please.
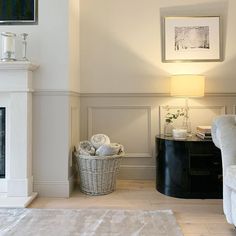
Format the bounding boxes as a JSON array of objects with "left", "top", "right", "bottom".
[{"left": 170, "top": 75, "right": 205, "bottom": 134}]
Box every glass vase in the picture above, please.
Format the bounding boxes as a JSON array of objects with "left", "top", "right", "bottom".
[
  {"left": 164, "top": 122, "right": 174, "bottom": 137},
  {"left": 182, "top": 117, "right": 192, "bottom": 135}
]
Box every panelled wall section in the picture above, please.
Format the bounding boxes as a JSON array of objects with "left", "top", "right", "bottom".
[{"left": 80, "top": 94, "right": 235, "bottom": 180}]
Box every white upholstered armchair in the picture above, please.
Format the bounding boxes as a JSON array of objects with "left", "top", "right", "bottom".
[{"left": 212, "top": 115, "right": 236, "bottom": 226}]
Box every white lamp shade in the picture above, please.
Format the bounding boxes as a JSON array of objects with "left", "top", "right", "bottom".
[{"left": 170, "top": 75, "right": 205, "bottom": 97}]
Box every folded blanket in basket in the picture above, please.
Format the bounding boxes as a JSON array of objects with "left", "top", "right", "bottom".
[
  {"left": 77, "top": 141, "right": 95, "bottom": 156},
  {"left": 96, "top": 143, "right": 124, "bottom": 156},
  {"left": 90, "top": 134, "right": 110, "bottom": 149}
]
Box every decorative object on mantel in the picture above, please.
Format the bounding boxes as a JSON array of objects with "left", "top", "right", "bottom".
[
  {"left": 170, "top": 75, "right": 205, "bottom": 135},
  {"left": 20, "top": 33, "right": 29, "bottom": 61},
  {"left": 1, "top": 32, "right": 16, "bottom": 61},
  {"left": 75, "top": 134, "right": 125, "bottom": 195},
  {"left": 1, "top": 32, "right": 30, "bottom": 62}
]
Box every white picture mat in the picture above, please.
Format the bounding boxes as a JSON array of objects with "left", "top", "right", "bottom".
[{"left": 164, "top": 17, "right": 221, "bottom": 61}]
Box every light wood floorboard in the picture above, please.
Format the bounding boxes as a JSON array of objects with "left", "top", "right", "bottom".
[{"left": 29, "top": 180, "right": 236, "bottom": 236}]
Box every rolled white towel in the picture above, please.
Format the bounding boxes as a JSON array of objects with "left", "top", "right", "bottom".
[
  {"left": 96, "top": 143, "right": 123, "bottom": 156},
  {"left": 90, "top": 134, "right": 110, "bottom": 149},
  {"left": 119, "top": 144, "right": 125, "bottom": 154},
  {"left": 76, "top": 141, "right": 95, "bottom": 156}
]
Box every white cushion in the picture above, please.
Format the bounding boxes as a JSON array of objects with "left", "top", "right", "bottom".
[{"left": 225, "top": 165, "right": 236, "bottom": 190}]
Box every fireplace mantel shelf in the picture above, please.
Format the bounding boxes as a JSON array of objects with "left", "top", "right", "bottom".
[
  {"left": 0, "top": 61, "right": 39, "bottom": 71},
  {"left": 0, "top": 61, "right": 38, "bottom": 93}
]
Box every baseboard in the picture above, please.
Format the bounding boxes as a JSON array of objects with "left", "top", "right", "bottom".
[
  {"left": 34, "top": 167, "right": 156, "bottom": 196},
  {"left": 118, "top": 165, "right": 156, "bottom": 180},
  {"left": 33, "top": 180, "right": 70, "bottom": 197}
]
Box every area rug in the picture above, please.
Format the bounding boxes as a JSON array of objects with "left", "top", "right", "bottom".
[{"left": 0, "top": 208, "right": 183, "bottom": 236}]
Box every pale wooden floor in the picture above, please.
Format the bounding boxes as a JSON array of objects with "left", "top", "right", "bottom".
[{"left": 29, "top": 180, "right": 236, "bottom": 236}]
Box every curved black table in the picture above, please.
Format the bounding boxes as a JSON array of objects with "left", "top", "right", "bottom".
[{"left": 156, "top": 134, "right": 222, "bottom": 199}]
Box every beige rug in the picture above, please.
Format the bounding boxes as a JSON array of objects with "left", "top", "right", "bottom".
[{"left": 0, "top": 208, "right": 183, "bottom": 236}]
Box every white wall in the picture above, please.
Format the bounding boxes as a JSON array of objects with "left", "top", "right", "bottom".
[
  {"left": 0, "top": 0, "right": 80, "bottom": 197},
  {"left": 69, "top": 0, "right": 80, "bottom": 92},
  {"left": 80, "top": 0, "right": 236, "bottom": 179},
  {"left": 0, "top": 0, "right": 70, "bottom": 90},
  {"left": 1, "top": 0, "right": 235, "bottom": 191},
  {"left": 80, "top": 0, "right": 236, "bottom": 94}
]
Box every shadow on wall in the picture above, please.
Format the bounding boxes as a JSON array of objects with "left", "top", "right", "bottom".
[
  {"left": 81, "top": 1, "right": 230, "bottom": 93},
  {"left": 80, "top": 19, "right": 169, "bottom": 93},
  {"left": 205, "top": 55, "right": 236, "bottom": 93},
  {"left": 160, "top": 1, "right": 229, "bottom": 61}
]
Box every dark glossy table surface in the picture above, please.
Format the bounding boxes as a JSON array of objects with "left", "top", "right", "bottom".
[{"left": 156, "top": 134, "right": 212, "bottom": 142}]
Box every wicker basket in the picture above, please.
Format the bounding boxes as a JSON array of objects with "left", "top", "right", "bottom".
[{"left": 76, "top": 152, "right": 124, "bottom": 195}]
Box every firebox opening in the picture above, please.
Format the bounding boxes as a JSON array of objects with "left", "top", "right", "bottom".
[{"left": 0, "top": 108, "right": 6, "bottom": 179}]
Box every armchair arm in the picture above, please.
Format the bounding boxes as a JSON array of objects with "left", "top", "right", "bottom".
[
  {"left": 212, "top": 115, "right": 236, "bottom": 149},
  {"left": 212, "top": 115, "right": 236, "bottom": 174}
]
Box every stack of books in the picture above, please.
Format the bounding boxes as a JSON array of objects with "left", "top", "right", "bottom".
[{"left": 196, "top": 126, "right": 212, "bottom": 140}]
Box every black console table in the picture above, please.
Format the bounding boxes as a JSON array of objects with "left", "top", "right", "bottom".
[{"left": 156, "top": 134, "right": 222, "bottom": 199}]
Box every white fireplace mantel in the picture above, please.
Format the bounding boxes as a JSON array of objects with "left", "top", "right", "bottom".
[{"left": 0, "top": 61, "right": 38, "bottom": 207}]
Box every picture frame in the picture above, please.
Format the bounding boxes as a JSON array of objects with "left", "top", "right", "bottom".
[
  {"left": 162, "top": 16, "right": 222, "bottom": 62},
  {"left": 0, "top": 0, "right": 38, "bottom": 25}
]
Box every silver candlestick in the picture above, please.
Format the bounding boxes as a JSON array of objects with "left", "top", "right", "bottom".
[{"left": 21, "top": 33, "right": 28, "bottom": 61}]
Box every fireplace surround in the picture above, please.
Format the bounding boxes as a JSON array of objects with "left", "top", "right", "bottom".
[{"left": 0, "top": 61, "right": 38, "bottom": 207}]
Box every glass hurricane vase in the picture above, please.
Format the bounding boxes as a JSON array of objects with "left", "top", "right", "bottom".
[{"left": 164, "top": 122, "right": 174, "bottom": 137}]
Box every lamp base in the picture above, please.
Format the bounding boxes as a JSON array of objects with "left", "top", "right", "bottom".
[{"left": 182, "top": 119, "right": 191, "bottom": 135}]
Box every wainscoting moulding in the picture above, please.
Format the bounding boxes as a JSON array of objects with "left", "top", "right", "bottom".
[
  {"left": 232, "top": 105, "right": 236, "bottom": 114},
  {"left": 33, "top": 90, "right": 80, "bottom": 97},
  {"left": 31, "top": 91, "right": 233, "bottom": 181},
  {"left": 79, "top": 92, "right": 236, "bottom": 97},
  {"left": 33, "top": 91, "right": 236, "bottom": 97},
  {"left": 88, "top": 105, "right": 153, "bottom": 159},
  {"left": 118, "top": 164, "right": 155, "bottom": 180},
  {"left": 70, "top": 106, "right": 79, "bottom": 167}
]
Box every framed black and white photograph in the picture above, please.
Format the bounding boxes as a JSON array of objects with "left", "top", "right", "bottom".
[
  {"left": 0, "top": 0, "right": 38, "bottom": 25},
  {"left": 162, "top": 16, "right": 221, "bottom": 62}
]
